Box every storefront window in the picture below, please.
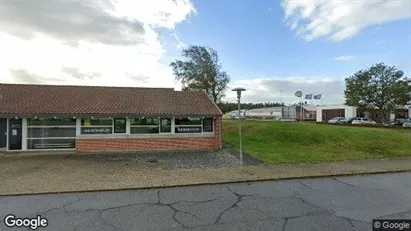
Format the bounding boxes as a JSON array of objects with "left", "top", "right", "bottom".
[
  {"left": 160, "top": 118, "right": 171, "bottom": 133},
  {"left": 27, "top": 117, "right": 76, "bottom": 149},
  {"left": 28, "top": 139, "right": 75, "bottom": 149},
  {"left": 130, "top": 126, "right": 159, "bottom": 134},
  {"left": 28, "top": 127, "right": 76, "bottom": 138},
  {"left": 28, "top": 118, "right": 76, "bottom": 126},
  {"left": 174, "top": 117, "right": 214, "bottom": 133},
  {"left": 202, "top": 118, "right": 213, "bottom": 132},
  {"left": 81, "top": 118, "right": 113, "bottom": 134},
  {"left": 130, "top": 118, "right": 160, "bottom": 134},
  {"left": 130, "top": 118, "right": 159, "bottom": 125},
  {"left": 114, "top": 118, "right": 126, "bottom": 133},
  {"left": 175, "top": 117, "right": 202, "bottom": 125},
  {"left": 81, "top": 118, "right": 112, "bottom": 126}
]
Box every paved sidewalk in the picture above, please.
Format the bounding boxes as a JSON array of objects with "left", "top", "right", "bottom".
[{"left": 1, "top": 154, "right": 411, "bottom": 196}]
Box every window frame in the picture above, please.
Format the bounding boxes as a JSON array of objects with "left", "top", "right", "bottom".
[
  {"left": 202, "top": 118, "right": 214, "bottom": 133},
  {"left": 174, "top": 117, "right": 214, "bottom": 134},
  {"left": 160, "top": 118, "right": 172, "bottom": 133},
  {"left": 80, "top": 118, "right": 114, "bottom": 135},
  {"left": 113, "top": 118, "right": 127, "bottom": 134},
  {"left": 130, "top": 117, "right": 161, "bottom": 134},
  {"left": 26, "top": 117, "right": 77, "bottom": 149}
]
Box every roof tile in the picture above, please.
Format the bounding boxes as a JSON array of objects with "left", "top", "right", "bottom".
[{"left": 0, "top": 84, "right": 222, "bottom": 117}]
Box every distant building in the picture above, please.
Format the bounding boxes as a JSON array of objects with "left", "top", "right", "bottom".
[
  {"left": 316, "top": 104, "right": 411, "bottom": 122},
  {"left": 226, "top": 109, "right": 247, "bottom": 118},
  {"left": 316, "top": 105, "right": 357, "bottom": 122},
  {"left": 246, "top": 107, "right": 282, "bottom": 118},
  {"left": 240, "top": 105, "right": 316, "bottom": 121},
  {"left": 296, "top": 105, "right": 317, "bottom": 120}
]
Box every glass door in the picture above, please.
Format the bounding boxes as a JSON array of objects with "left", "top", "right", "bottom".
[
  {"left": 0, "top": 119, "right": 7, "bottom": 149},
  {"left": 9, "top": 118, "right": 22, "bottom": 150}
]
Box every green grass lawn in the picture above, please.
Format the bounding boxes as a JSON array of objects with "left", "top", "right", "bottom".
[{"left": 223, "top": 120, "right": 411, "bottom": 164}]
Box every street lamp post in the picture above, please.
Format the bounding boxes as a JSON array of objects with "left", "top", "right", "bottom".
[{"left": 232, "top": 87, "right": 246, "bottom": 164}]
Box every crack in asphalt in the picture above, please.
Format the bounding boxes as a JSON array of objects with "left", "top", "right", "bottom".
[
  {"left": 281, "top": 218, "right": 288, "bottom": 231},
  {"left": 331, "top": 178, "right": 359, "bottom": 189},
  {"left": 283, "top": 196, "right": 370, "bottom": 231},
  {"left": 154, "top": 190, "right": 204, "bottom": 229},
  {"left": 341, "top": 216, "right": 357, "bottom": 231},
  {"left": 33, "top": 189, "right": 221, "bottom": 230},
  {"left": 98, "top": 210, "right": 123, "bottom": 231},
  {"left": 298, "top": 181, "right": 314, "bottom": 190},
  {"left": 29, "top": 191, "right": 368, "bottom": 231},
  {"left": 213, "top": 186, "right": 257, "bottom": 225},
  {"left": 293, "top": 196, "right": 336, "bottom": 214},
  {"left": 40, "top": 198, "right": 84, "bottom": 215},
  {"left": 8, "top": 178, "right": 410, "bottom": 230}
]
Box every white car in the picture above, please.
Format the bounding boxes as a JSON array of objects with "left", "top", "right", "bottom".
[
  {"left": 403, "top": 120, "right": 411, "bottom": 128},
  {"left": 351, "top": 117, "right": 376, "bottom": 125},
  {"left": 328, "top": 117, "right": 346, "bottom": 124}
]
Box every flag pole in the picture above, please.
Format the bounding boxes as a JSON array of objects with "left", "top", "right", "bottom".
[{"left": 322, "top": 93, "right": 324, "bottom": 105}]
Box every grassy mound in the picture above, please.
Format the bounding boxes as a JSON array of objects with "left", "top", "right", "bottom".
[{"left": 223, "top": 120, "right": 411, "bottom": 164}]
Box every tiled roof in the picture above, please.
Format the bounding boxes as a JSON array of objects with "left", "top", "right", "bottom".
[{"left": 0, "top": 84, "right": 222, "bottom": 117}]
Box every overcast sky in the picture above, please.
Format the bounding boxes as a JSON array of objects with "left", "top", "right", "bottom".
[{"left": 0, "top": 0, "right": 410, "bottom": 105}]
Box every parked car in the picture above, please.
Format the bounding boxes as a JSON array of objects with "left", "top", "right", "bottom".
[
  {"left": 230, "top": 115, "right": 245, "bottom": 120},
  {"left": 402, "top": 119, "right": 411, "bottom": 128},
  {"left": 383, "top": 118, "right": 408, "bottom": 127},
  {"left": 337, "top": 117, "right": 357, "bottom": 124},
  {"left": 327, "top": 117, "right": 346, "bottom": 124},
  {"left": 351, "top": 117, "right": 376, "bottom": 125}
]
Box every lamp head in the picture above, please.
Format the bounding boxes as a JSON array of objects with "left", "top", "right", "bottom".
[{"left": 232, "top": 87, "right": 246, "bottom": 99}]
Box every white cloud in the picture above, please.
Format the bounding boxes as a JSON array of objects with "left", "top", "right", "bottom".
[
  {"left": 282, "top": 0, "right": 411, "bottom": 41},
  {"left": 224, "top": 76, "right": 345, "bottom": 105},
  {"left": 333, "top": 56, "right": 357, "bottom": 61},
  {"left": 0, "top": 0, "right": 196, "bottom": 89},
  {"left": 171, "top": 32, "right": 187, "bottom": 49}
]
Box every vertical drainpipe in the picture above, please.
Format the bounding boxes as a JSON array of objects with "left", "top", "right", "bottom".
[
  {"left": 171, "top": 116, "right": 175, "bottom": 134},
  {"left": 126, "top": 117, "right": 130, "bottom": 134},
  {"left": 22, "top": 118, "right": 27, "bottom": 151},
  {"left": 76, "top": 118, "right": 81, "bottom": 136}
]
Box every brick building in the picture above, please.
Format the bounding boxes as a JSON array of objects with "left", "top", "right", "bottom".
[{"left": 0, "top": 84, "right": 222, "bottom": 153}]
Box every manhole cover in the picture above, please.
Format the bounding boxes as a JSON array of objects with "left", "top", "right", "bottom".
[{"left": 147, "top": 159, "right": 158, "bottom": 163}]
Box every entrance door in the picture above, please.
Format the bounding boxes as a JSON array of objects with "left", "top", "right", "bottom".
[
  {"left": 9, "top": 118, "right": 22, "bottom": 150},
  {"left": 0, "top": 119, "right": 7, "bottom": 149}
]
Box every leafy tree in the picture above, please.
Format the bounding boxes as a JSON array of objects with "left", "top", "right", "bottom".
[
  {"left": 170, "top": 46, "right": 230, "bottom": 103},
  {"left": 344, "top": 63, "right": 411, "bottom": 120}
]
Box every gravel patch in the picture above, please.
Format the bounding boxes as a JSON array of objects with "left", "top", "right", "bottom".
[{"left": 72, "top": 150, "right": 243, "bottom": 169}]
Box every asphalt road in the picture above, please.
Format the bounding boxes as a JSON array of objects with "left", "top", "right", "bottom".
[{"left": 1, "top": 173, "right": 411, "bottom": 231}]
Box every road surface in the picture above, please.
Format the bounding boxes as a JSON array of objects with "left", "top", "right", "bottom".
[{"left": 1, "top": 173, "right": 411, "bottom": 230}]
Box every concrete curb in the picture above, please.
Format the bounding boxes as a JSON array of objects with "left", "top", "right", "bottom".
[{"left": 1, "top": 168, "right": 410, "bottom": 197}]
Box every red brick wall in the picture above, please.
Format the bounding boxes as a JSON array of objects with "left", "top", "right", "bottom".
[
  {"left": 76, "top": 116, "right": 223, "bottom": 152},
  {"left": 214, "top": 116, "right": 222, "bottom": 150}
]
